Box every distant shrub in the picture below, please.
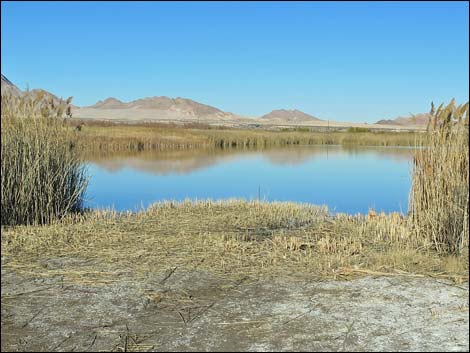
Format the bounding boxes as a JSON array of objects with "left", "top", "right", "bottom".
[{"left": 347, "top": 127, "right": 371, "bottom": 133}]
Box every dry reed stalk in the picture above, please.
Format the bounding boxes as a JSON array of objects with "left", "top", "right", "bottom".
[
  {"left": 409, "top": 100, "right": 469, "bottom": 254},
  {"left": 1, "top": 92, "right": 88, "bottom": 226}
]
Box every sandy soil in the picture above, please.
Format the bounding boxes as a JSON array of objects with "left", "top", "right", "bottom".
[{"left": 1, "top": 256, "right": 468, "bottom": 352}]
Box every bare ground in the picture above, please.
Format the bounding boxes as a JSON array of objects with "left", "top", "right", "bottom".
[{"left": 1, "top": 256, "right": 468, "bottom": 352}]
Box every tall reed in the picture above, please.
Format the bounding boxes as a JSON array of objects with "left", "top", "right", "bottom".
[
  {"left": 1, "top": 92, "right": 88, "bottom": 226},
  {"left": 409, "top": 100, "right": 469, "bottom": 254},
  {"left": 74, "top": 123, "right": 421, "bottom": 153}
]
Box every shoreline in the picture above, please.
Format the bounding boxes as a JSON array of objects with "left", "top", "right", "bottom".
[
  {"left": 2, "top": 199, "right": 468, "bottom": 351},
  {"left": 3, "top": 199, "right": 467, "bottom": 281}
]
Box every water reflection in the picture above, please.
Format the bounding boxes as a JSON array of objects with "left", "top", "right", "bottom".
[
  {"left": 84, "top": 145, "right": 414, "bottom": 214},
  {"left": 85, "top": 145, "right": 414, "bottom": 175}
]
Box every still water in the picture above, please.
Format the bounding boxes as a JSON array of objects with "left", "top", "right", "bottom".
[{"left": 84, "top": 145, "right": 414, "bottom": 214}]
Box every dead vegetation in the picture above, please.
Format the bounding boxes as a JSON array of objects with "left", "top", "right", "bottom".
[
  {"left": 1, "top": 93, "right": 88, "bottom": 226},
  {"left": 73, "top": 122, "right": 422, "bottom": 153},
  {"left": 2, "top": 200, "right": 468, "bottom": 285},
  {"left": 410, "top": 100, "right": 469, "bottom": 254}
]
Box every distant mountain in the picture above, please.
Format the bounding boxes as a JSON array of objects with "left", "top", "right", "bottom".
[
  {"left": 30, "top": 88, "right": 66, "bottom": 105},
  {"left": 90, "top": 97, "right": 126, "bottom": 109},
  {"left": 1, "top": 74, "right": 22, "bottom": 96},
  {"left": 1, "top": 75, "right": 74, "bottom": 107},
  {"left": 2, "top": 74, "right": 427, "bottom": 129},
  {"left": 260, "top": 109, "right": 322, "bottom": 123},
  {"left": 375, "top": 119, "right": 397, "bottom": 126},
  {"left": 0, "top": 75, "right": 240, "bottom": 122},
  {"left": 88, "top": 96, "right": 224, "bottom": 116},
  {"left": 376, "top": 113, "right": 431, "bottom": 126},
  {"left": 76, "top": 95, "right": 239, "bottom": 122}
]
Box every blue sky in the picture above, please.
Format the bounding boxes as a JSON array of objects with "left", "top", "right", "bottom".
[{"left": 1, "top": 1, "right": 468, "bottom": 122}]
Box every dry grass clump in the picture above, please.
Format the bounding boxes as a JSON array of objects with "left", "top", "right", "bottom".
[
  {"left": 2, "top": 200, "right": 467, "bottom": 284},
  {"left": 1, "top": 93, "right": 88, "bottom": 226},
  {"left": 410, "top": 100, "right": 469, "bottom": 254}
]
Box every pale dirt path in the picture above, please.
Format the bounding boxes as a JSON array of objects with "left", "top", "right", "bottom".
[{"left": 1, "top": 257, "right": 468, "bottom": 352}]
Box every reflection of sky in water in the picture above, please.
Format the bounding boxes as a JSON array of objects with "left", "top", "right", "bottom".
[{"left": 85, "top": 146, "right": 413, "bottom": 214}]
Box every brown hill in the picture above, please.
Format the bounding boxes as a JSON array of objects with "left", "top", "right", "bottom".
[
  {"left": 394, "top": 113, "right": 432, "bottom": 126},
  {"left": 76, "top": 95, "right": 239, "bottom": 122},
  {"left": 260, "top": 109, "right": 322, "bottom": 123},
  {"left": 88, "top": 96, "right": 223, "bottom": 116},
  {"left": 128, "top": 96, "right": 223, "bottom": 116},
  {"left": 1, "top": 75, "right": 75, "bottom": 109},
  {"left": 1, "top": 74, "right": 22, "bottom": 96},
  {"left": 376, "top": 113, "right": 431, "bottom": 126},
  {"left": 91, "top": 97, "right": 126, "bottom": 109},
  {"left": 29, "top": 88, "right": 62, "bottom": 103},
  {"left": 376, "top": 119, "right": 398, "bottom": 126}
]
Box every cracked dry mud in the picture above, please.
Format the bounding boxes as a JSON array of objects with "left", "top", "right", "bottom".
[{"left": 1, "top": 258, "right": 469, "bottom": 352}]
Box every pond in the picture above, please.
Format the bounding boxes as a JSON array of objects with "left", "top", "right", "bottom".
[{"left": 84, "top": 145, "right": 415, "bottom": 214}]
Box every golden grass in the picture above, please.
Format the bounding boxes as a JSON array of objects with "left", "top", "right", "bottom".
[
  {"left": 410, "top": 100, "right": 469, "bottom": 254},
  {"left": 1, "top": 93, "right": 88, "bottom": 226},
  {"left": 2, "top": 200, "right": 467, "bottom": 284},
  {"left": 73, "top": 122, "right": 422, "bottom": 153}
]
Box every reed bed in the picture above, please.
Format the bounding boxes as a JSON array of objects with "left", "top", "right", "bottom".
[
  {"left": 74, "top": 123, "right": 421, "bottom": 153},
  {"left": 1, "top": 93, "right": 88, "bottom": 226},
  {"left": 410, "top": 100, "right": 469, "bottom": 254}
]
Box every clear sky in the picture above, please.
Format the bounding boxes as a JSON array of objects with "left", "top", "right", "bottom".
[{"left": 1, "top": 1, "right": 469, "bottom": 122}]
